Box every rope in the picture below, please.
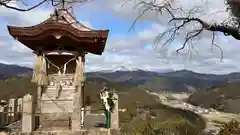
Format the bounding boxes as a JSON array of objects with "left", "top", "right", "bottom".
[
  {"left": 76, "top": 59, "right": 79, "bottom": 65},
  {"left": 63, "top": 63, "right": 67, "bottom": 74},
  {"left": 44, "top": 55, "right": 77, "bottom": 74}
]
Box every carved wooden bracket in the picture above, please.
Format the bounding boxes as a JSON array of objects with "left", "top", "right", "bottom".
[{"left": 54, "top": 34, "right": 62, "bottom": 39}]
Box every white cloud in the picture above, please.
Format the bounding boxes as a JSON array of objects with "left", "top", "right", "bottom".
[
  {"left": 0, "top": 3, "right": 52, "bottom": 67},
  {"left": 0, "top": 3, "right": 52, "bottom": 26},
  {"left": 86, "top": 0, "right": 240, "bottom": 74},
  {"left": 0, "top": 0, "right": 240, "bottom": 74}
]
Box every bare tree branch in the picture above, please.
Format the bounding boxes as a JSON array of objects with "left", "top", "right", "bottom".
[
  {"left": 176, "top": 28, "right": 203, "bottom": 53},
  {"left": 169, "top": 17, "right": 240, "bottom": 40},
  {"left": 0, "top": 0, "right": 48, "bottom": 11},
  {"left": 129, "top": 0, "right": 240, "bottom": 60},
  {"left": 211, "top": 32, "right": 224, "bottom": 62},
  {"left": 0, "top": 0, "right": 91, "bottom": 12}
]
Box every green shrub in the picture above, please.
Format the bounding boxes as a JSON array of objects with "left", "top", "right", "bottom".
[
  {"left": 218, "top": 119, "right": 240, "bottom": 135},
  {"left": 120, "top": 114, "right": 204, "bottom": 135}
]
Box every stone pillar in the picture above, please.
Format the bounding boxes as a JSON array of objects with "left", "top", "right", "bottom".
[
  {"left": 111, "top": 93, "right": 119, "bottom": 130},
  {"left": 72, "top": 85, "right": 82, "bottom": 132},
  {"left": 71, "top": 55, "right": 84, "bottom": 132},
  {"left": 3, "top": 104, "right": 8, "bottom": 125},
  {"left": 22, "top": 94, "right": 35, "bottom": 133},
  {"left": 0, "top": 105, "right": 4, "bottom": 127},
  {"left": 17, "top": 98, "right": 22, "bottom": 121},
  {"left": 8, "top": 98, "right": 17, "bottom": 123},
  {"left": 17, "top": 98, "right": 22, "bottom": 112}
]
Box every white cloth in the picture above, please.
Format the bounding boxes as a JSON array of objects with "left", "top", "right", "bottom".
[{"left": 100, "top": 91, "right": 110, "bottom": 111}]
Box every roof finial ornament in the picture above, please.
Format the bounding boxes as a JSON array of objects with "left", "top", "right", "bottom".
[
  {"left": 54, "top": 0, "right": 72, "bottom": 10},
  {"left": 53, "top": 0, "right": 75, "bottom": 16},
  {"left": 60, "top": 0, "right": 65, "bottom": 9}
]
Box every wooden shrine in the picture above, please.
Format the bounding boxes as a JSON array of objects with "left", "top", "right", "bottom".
[{"left": 7, "top": 8, "right": 110, "bottom": 133}]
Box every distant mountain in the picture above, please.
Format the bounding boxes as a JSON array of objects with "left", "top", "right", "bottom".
[
  {"left": 99, "top": 66, "right": 140, "bottom": 73},
  {"left": 99, "top": 66, "right": 174, "bottom": 73},
  {"left": 86, "top": 69, "right": 229, "bottom": 92},
  {"left": 1, "top": 63, "right": 240, "bottom": 93},
  {"left": 113, "top": 66, "right": 132, "bottom": 72},
  {"left": 0, "top": 63, "right": 32, "bottom": 79},
  {"left": 155, "top": 69, "right": 175, "bottom": 73},
  {"left": 86, "top": 68, "right": 240, "bottom": 92},
  {"left": 162, "top": 69, "right": 220, "bottom": 80}
]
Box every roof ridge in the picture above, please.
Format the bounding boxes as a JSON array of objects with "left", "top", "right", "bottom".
[
  {"left": 61, "top": 9, "right": 93, "bottom": 31},
  {"left": 37, "top": 9, "right": 93, "bottom": 31}
]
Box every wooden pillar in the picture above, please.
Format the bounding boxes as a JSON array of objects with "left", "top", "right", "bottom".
[
  {"left": 36, "top": 86, "right": 42, "bottom": 128},
  {"left": 82, "top": 80, "right": 85, "bottom": 109},
  {"left": 111, "top": 93, "right": 119, "bottom": 130},
  {"left": 72, "top": 85, "right": 82, "bottom": 132},
  {"left": 36, "top": 86, "right": 42, "bottom": 112},
  {"left": 22, "top": 94, "right": 35, "bottom": 133},
  {"left": 72, "top": 55, "right": 84, "bottom": 132}
]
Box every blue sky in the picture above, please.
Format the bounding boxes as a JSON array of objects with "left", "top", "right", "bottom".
[
  {"left": 75, "top": 4, "right": 153, "bottom": 38},
  {"left": 1, "top": 0, "right": 240, "bottom": 74}
]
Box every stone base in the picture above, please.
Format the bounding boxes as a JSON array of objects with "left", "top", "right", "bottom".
[{"left": 19, "top": 129, "right": 119, "bottom": 135}]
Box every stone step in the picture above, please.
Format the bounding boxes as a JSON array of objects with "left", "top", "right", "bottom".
[
  {"left": 50, "top": 76, "right": 73, "bottom": 80},
  {"left": 49, "top": 74, "right": 74, "bottom": 78},
  {"left": 41, "top": 96, "right": 74, "bottom": 100},
  {"left": 42, "top": 93, "right": 74, "bottom": 98},
  {"left": 40, "top": 119, "right": 71, "bottom": 130},
  {"left": 40, "top": 100, "right": 73, "bottom": 113},
  {"left": 48, "top": 74, "right": 75, "bottom": 87},
  {"left": 41, "top": 89, "right": 74, "bottom": 99},
  {"left": 43, "top": 90, "right": 75, "bottom": 95},
  {"left": 49, "top": 76, "right": 74, "bottom": 82},
  {"left": 45, "top": 87, "right": 75, "bottom": 92},
  {"left": 42, "top": 91, "right": 75, "bottom": 98},
  {"left": 43, "top": 93, "right": 75, "bottom": 97},
  {"left": 43, "top": 92, "right": 74, "bottom": 96},
  {"left": 42, "top": 87, "right": 75, "bottom": 99},
  {"left": 44, "top": 89, "right": 75, "bottom": 95},
  {"left": 42, "top": 94, "right": 74, "bottom": 98}
]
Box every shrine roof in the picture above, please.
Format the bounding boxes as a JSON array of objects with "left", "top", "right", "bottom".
[{"left": 7, "top": 9, "right": 109, "bottom": 55}]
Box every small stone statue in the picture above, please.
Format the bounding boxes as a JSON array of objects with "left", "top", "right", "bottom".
[{"left": 100, "top": 86, "right": 116, "bottom": 128}]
